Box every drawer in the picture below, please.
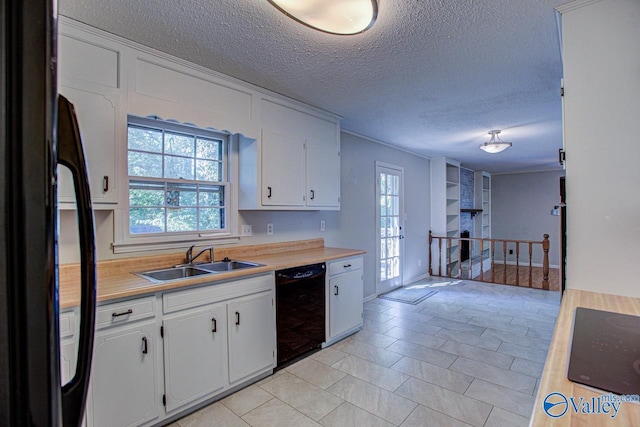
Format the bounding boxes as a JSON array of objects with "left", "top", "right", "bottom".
[
  {"left": 328, "top": 257, "right": 363, "bottom": 276},
  {"left": 95, "top": 296, "right": 156, "bottom": 330},
  {"left": 59, "top": 310, "right": 75, "bottom": 339},
  {"left": 163, "top": 273, "right": 273, "bottom": 314}
]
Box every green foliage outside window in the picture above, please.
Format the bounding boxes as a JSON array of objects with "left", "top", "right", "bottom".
[{"left": 127, "top": 118, "right": 227, "bottom": 235}]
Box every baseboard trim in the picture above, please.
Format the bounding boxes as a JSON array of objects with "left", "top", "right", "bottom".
[
  {"left": 363, "top": 294, "right": 378, "bottom": 303},
  {"left": 404, "top": 273, "right": 431, "bottom": 285}
]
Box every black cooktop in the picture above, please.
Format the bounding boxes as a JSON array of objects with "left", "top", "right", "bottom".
[{"left": 567, "top": 307, "right": 640, "bottom": 395}]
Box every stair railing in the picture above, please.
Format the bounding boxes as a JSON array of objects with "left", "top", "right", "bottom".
[{"left": 428, "top": 231, "right": 550, "bottom": 290}]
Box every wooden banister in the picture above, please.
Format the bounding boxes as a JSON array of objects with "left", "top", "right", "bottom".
[
  {"left": 428, "top": 231, "right": 553, "bottom": 290},
  {"left": 542, "top": 234, "right": 550, "bottom": 290}
]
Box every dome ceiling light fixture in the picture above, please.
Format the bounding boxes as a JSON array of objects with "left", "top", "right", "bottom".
[
  {"left": 480, "top": 130, "right": 512, "bottom": 154},
  {"left": 267, "top": 0, "right": 378, "bottom": 35}
]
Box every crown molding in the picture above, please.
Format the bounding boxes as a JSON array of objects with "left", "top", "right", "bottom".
[{"left": 555, "top": 0, "right": 604, "bottom": 14}]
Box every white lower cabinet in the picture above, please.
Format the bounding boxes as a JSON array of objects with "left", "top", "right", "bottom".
[
  {"left": 162, "top": 304, "right": 227, "bottom": 413},
  {"left": 59, "top": 309, "right": 77, "bottom": 386},
  {"left": 84, "top": 273, "right": 277, "bottom": 426},
  {"left": 329, "top": 270, "right": 364, "bottom": 339},
  {"left": 89, "top": 321, "right": 159, "bottom": 427},
  {"left": 160, "top": 273, "right": 275, "bottom": 419},
  {"left": 326, "top": 257, "right": 364, "bottom": 345},
  {"left": 228, "top": 291, "right": 275, "bottom": 384}
]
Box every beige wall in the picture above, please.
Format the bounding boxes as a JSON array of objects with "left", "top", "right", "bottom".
[{"left": 491, "top": 170, "right": 564, "bottom": 266}]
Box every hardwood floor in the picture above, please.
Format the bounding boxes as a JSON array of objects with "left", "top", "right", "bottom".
[{"left": 472, "top": 266, "right": 560, "bottom": 292}]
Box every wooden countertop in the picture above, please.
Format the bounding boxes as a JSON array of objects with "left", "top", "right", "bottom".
[
  {"left": 530, "top": 289, "right": 640, "bottom": 426},
  {"left": 59, "top": 239, "right": 365, "bottom": 308}
]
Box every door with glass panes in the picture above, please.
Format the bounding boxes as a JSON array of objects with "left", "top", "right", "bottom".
[{"left": 376, "top": 162, "right": 404, "bottom": 295}]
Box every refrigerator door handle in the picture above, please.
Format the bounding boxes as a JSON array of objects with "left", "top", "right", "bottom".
[{"left": 57, "top": 95, "right": 97, "bottom": 427}]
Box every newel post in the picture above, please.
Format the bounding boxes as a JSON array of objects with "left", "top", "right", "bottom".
[
  {"left": 428, "top": 230, "right": 433, "bottom": 276},
  {"left": 542, "top": 234, "right": 550, "bottom": 290}
]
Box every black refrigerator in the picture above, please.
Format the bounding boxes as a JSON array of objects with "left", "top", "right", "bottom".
[{"left": 1, "top": 0, "right": 97, "bottom": 426}]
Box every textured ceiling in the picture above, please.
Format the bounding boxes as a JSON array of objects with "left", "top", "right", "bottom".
[{"left": 59, "top": 0, "right": 565, "bottom": 173}]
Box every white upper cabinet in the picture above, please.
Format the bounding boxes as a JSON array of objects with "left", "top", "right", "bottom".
[
  {"left": 306, "top": 136, "right": 340, "bottom": 208},
  {"left": 57, "top": 28, "right": 123, "bottom": 207},
  {"left": 57, "top": 18, "right": 342, "bottom": 215},
  {"left": 260, "top": 130, "right": 306, "bottom": 206},
  {"left": 239, "top": 99, "right": 341, "bottom": 210}
]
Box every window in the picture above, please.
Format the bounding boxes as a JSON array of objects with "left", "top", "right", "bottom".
[{"left": 126, "top": 116, "right": 229, "bottom": 237}]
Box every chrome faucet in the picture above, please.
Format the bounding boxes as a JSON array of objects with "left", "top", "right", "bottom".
[{"left": 185, "top": 245, "right": 213, "bottom": 264}]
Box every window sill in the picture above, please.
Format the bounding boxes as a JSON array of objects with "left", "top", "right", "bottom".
[{"left": 112, "top": 235, "right": 241, "bottom": 254}]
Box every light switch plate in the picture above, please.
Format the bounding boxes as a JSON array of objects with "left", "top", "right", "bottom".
[{"left": 241, "top": 224, "right": 252, "bottom": 236}]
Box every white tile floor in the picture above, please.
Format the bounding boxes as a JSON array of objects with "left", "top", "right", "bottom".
[{"left": 170, "top": 279, "right": 560, "bottom": 427}]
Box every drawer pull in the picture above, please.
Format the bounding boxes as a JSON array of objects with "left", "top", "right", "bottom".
[
  {"left": 103, "top": 175, "right": 109, "bottom": 192},
  {"left": 212, "top": 317, "right": 217, "bottom": 333},
  {"left": 334, "top": 285, "right": 339, "bottom": 296},
  {"left": 112, "top": 309, "right": 133, "bottom": 318},
  {"left": 142, "top": 336, "right": 148, "bottom": 354},
  {"left": 235, "top": 311, "right": 240, "bottom": 326},
  {"left": 343, "top": 264, "right": 352, "bottom": 268},
  {"left": 267, "top": 187, "right": 272, "bottom": 199},
  {"left": 310, "top": 189, "right": 315, "bottom": 200}
]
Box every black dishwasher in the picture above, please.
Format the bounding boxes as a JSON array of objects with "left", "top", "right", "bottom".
[{"left": 276, "top": 263, "right": 326, "bottom": 367}]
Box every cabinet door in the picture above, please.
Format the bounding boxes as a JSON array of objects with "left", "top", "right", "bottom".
[
  {"left": 60, "top": 340, "right": 76, "bottom": 386},
  {"left": 163, "top": 304, "right": 227, "bottom": 413},
  {"left": 261, "top": 130, "right": 305, "bottom": 206},
  {"left": 306, "top": 138, "right": 340, "bottom": 208},
  {"left": 89, "top": 322, "right": 159, "bottom": 427},
  {"left": 58, "top": 85, "right": 118, "bottom": 205},
  {"left": 329, "top": 270, "right": 364, "bottom": 339},
  {"left": 228, "top": 291, "right": 275, "bottom": 384}
]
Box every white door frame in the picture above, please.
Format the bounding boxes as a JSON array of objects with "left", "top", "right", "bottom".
[{"left": 375, "top": 161, "right": 404, "bottom": 295}]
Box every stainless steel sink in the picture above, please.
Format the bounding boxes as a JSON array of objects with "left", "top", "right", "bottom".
[
  {"left": 135, "top": 266, "right": 213, "bottom": 283},
  {"left": 134, "top": 260, "right": 263, "bottom": 283},
  {"left": 196, "top": 260, "right": 263, "bottom": 272}
]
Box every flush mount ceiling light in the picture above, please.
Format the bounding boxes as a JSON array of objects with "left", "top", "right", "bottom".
[
  {"left": 267, "top": 0, "right": 378, "bottom": 35},
  {"left": 480, "top": 130, "right": 512, "bottom": 154}
]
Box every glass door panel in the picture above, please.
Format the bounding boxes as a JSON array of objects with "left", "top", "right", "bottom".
[{"left": 376, "top": 163, "right": 404, "bottom": 294}]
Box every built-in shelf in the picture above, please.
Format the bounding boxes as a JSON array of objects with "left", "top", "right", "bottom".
[
  {"left": 431, "top": 157, "right": 462, "bottom": 276},
  {"left": 460, "top": 208, "right": 483, "bottom": 218}
]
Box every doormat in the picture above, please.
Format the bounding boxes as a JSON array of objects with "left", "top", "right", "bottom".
[{"left": 378, "top": 286, "right": 438, "bottom": 305}]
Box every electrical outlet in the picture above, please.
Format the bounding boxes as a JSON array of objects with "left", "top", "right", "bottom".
[
  {"left": 509, "top": 249, "right": 514, "bottom": 255},
  {"left": 320, "top": 220, "right": 325, "bottom": 231},
  {"left": 267, "top": 223, "right": 274, "bottom": 235},
  {"left": 418, "top": 259, "right": 422, "bottom": 267},
  {"left": 241, "top": 224, "right": 252, "bottom": 236}
]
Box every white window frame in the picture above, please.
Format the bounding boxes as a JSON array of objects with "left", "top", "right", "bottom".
[{"left": 112, "top": 115, "right": 239, "bottom": 253}]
